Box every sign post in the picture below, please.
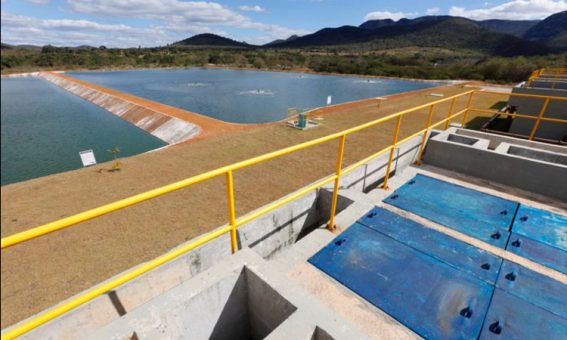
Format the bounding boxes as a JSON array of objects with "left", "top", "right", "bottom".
[{"left": 79, "top": 150, "right": 97, "bottom": 167}]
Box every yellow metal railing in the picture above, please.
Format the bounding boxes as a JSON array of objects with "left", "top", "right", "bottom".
[
  {"left": 467, "top": 90, "right": 567, "bottom": 141},
  {"left": 527, "top": 67, "right": 567, "bottom": 88},
  {"left": 2, "top": 88, "right": 566, "bottom": 339}
]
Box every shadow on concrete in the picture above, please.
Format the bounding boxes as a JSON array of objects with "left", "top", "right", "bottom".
[{"left": 209, "top": 267, "right": 296, "bottom": 340}]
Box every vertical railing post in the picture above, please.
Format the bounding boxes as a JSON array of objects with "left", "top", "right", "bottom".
[
  {"left": 225, "top": 170, "right": 238, "bottom": 253},
  {"left": 444, "top": 97, "right": 457, "bottom": 130},
  {"left": 415, "top": 104, "right": 435, "bottom": 165},
  {"left": 551, "top": 73, "right": 558, "bottom": 89},
  {"left": 460, "top": 91, "right": 475, "bottom": 127},
  {"left": 328, "top": 135, "right": 346, "bottom": 231},
  {"left": 528, "top": 98, "right": 550, "bottom": 141},
  {"left": 382, "top": 115, "right": 403, "bottom": 190}
]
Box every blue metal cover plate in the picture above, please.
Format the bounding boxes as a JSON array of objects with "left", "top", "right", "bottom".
[
  {"left": 480, "top": 288, "right": 567, "bottom": 340},
  {"left": 384, "top": 174, "right": 518, "bottom": 248},
  {"left": 309, "top": 223, "right": 494, "bottom": 339},
  {"left": 507, "top": 232, "right": 567, "bottom": 274},
  {"left": 496, "top": 261, "right": 567, "bottom": 319},
  {"left": 511, "top": 205, "right": 567, "bottom": 252},
  {"left": 358, "top": 207, "right": 502, "bottom": 284}
]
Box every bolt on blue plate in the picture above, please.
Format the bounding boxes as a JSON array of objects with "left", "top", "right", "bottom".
[
  {"left": 358, "top": 207, "right": 502, "bottom": 284},
  {"left": 309, "top": 223, "right": 494, "bottom": 339},
  {"left": 496, "top": 261, "right": 567, "bottom": 319},
  {"left": 511, "top": 205, "right": 567, "bottom": 252},
  {"left": 479, "top": 288, "right": 567, "bottom": 340},
  {"left": 507, "top": 232, "right": 567, "bottom": 274},
  {"left": 384, "top": 174, "right": 518, "bottom": 248}
]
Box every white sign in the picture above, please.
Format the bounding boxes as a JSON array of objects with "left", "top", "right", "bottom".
[
  {"left": 326, "top": 95, "right": 332, "bottom": 105},
  {"left": 79, "top": 149, "right": 97, "bottom": 167}
]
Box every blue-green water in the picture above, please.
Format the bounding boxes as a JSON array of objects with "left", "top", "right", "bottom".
[
  {"left": 2, "top": 69, "right": 440, "bottom": 185},
  {"left": 1, "top": 77, "right": 166, "bottom": 186},
  {"left": 69, "top": 68, "right": 441, "bottom": 124}
]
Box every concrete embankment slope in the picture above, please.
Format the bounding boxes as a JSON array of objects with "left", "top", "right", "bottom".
[{"left": 40, "top": 72, "right": 250, "bottom": 144}]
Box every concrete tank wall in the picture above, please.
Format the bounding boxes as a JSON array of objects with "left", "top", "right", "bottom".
[
  {"left": 40, "top": 73, "right": 201, "bottom": 144},
  {"left": 508, "top": 87, "right": 566, "bottom": 141}
]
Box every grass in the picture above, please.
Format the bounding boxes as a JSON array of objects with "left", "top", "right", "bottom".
[{"left": 0, "top": 84, "right": 502, "bottom": 328}]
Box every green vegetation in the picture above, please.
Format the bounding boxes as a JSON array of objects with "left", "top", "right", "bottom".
[
  {"left": 107, "top": 146, "right": 122, "bottom": 172},
  {"left": 2, "top": 45, "right": 566, "bottom": 83},
  {"left": 2, "top": 13, "right": 566, "bottom": 82}
]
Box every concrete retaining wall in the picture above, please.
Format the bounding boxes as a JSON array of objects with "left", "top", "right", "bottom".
[
  {"left": 508, "top": 87, "right": 566, "bottom": 141},
  {"left": 1, "top": 72, "right": 41, "bottom": 78},
  {"left": 40, "top": 73, "right": 201, "bottom": 144},
  {"left": 423, "top": 128, "right": 567, "bottom": 200},
  {"left": 86, "top": 250, "right": 368, "bottom": 340},
  {"left": 530, "top": 80, "right": 567, "bottom": 90},
  {"left": 332, "top": 134, "right": 424, "bottom": 192},
  {"left": 456, "top": 129, "right": 567, "bottom": 154}
]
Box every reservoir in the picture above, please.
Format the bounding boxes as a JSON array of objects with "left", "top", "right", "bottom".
[
  {"left": 1, "top": 77, "right": 166, "bottom": 186},
  {"left": 69, "top": 68, "right": 441, "bottom": 123},
  {"left": 2, "top": 69, "right": 440, "bottom": 185}
]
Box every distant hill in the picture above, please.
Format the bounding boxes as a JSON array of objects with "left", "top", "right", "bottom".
[
  {"left": 478, "top": 19, "right": 540, "bottom": 37},
  {"left": 75, "top": 45, "right": 97, "bottom": 50},
  {"left": 523, "top": 11, "right": 567, "bottom": 50},
  {"left": 359, "top": 19, "right": 396, "bottom": 30},
  {"left": 173, "top": 33, "right": 250, "bottom": 48},
  {"left": 270, "top": 16, "right": 550, "bottom": 56},
  {"left": 264, "top": 35, "right": 300, "bottom": 47},
  {"left": 1, "top": 43, "right": 42, "bottom": 50},
  {"left": 358, "top": 16, "right": 540, "bottom": 36}
]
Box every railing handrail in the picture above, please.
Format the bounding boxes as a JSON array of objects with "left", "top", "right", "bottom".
[
  {"left": 2, "top": 88, "right": 566, "bottom": 340},
  {"left": 527, "top": 67, "right": 567, "bottom": 87},
  {"left": 0, "top": 90, "right": 472, "bottom": 249}
]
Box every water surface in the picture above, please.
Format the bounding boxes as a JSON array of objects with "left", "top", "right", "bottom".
[
  {"left": 1, "top": 77, "right": 166, "bottom": 185},
  {"left": 69, "top": 68, "right": 441, "bottom": 123}
]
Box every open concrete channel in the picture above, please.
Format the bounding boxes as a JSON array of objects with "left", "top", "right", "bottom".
[{"left": 4, "top": 126, "right": 566, "bottom": 339}]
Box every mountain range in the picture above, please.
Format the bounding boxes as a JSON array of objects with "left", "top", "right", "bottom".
[
  {"left": 173, "top": 33, "right": 251, "bottom": 48},
  {"left": 172, "top": 11, "right": 567, "bottom": 56}
]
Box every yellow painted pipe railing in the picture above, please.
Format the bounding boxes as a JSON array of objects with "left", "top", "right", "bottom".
[
  {"left": 0, "top": 90, "right": 472, "bottom": 249},
  {"left": 2, "top": 88, "right": 566, "bottom": 339},
  {"left": 527, "top": 67, "right": 567, "bottom": 88},
  {"left": 469, "top": 90, "right": 567, "bottom": 141}
]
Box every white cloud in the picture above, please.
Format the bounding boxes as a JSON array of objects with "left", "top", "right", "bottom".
[
  {"left": 1, "top": 1, "right": 310, "bottom": 48},
  {"left": 239, "top": 5, "right": 266, "bottom": 12},
  {"left": 25, "top": 0, "right": 50, "bottom": 4},
  {"left": 66, "top": 0, "right": 307, "bottom": 41},
  {"left": 364, "top": 11, "right": 413, "bottom": 21},
  {"left": 449, "top": 0, "right": 567, "bottom": 20},
  {"left": 1, "top": 13, "right": 132, "bottom": 32},
  {"left": 67, "top": 0, "right": 246, "bottom": 25},
  {"left": 425, "top": 7, "right": 440, "bottom": 15},
  {"left": 0, "top": 12, "right": 172, "bottom": 47}
]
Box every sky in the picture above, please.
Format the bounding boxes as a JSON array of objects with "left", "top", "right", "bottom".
[{"left": 1, "top": 0, "right": 566, "bottom": 47}]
